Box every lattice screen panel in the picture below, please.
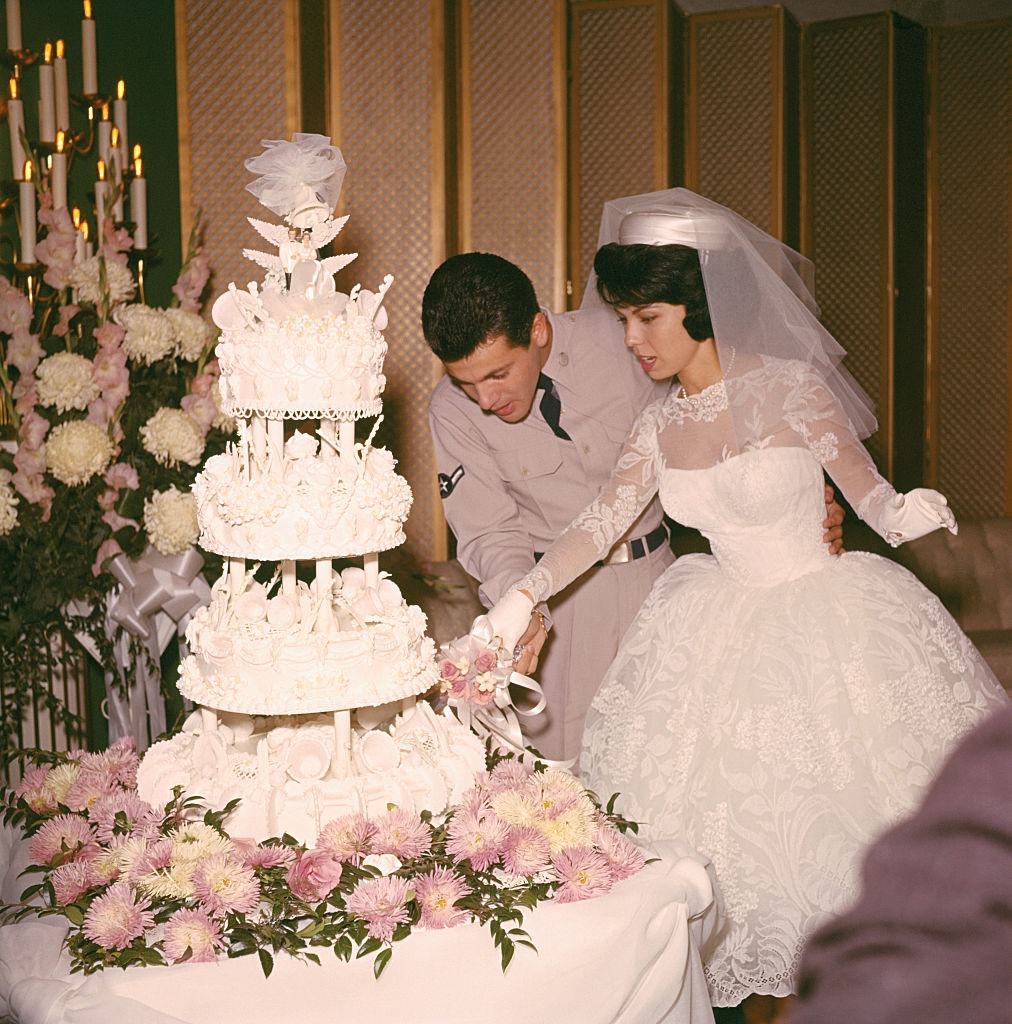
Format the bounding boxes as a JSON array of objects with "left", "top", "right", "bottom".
[
  {"left": 933, "top": 23, "right": 1010, "bottom": 516},
  {"left": 180, "top": 1, "right": 291, "bottom": 302},
  {"left": 804, "top": 16, "right": 891, "bottom": 469},
  {"left": 332, "top": 0, "right": 442, "bottom": 558},
  {"left": 465, "top": 0, "right": 562, "bottom": 308},
  {"left": 572, "top": 1, "right": 668, "bottom": 298},
  {"left": 690, "top": 11, "right": 777, "bottom": 233}
]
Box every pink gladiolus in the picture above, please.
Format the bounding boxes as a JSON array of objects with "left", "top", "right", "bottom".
[
  {"left": 18, "top": 409, "right": 48, "bottom": 450},
  {"left": 181, "top": 391, "right": 216, "bottom": 432},
  {"left": 552, "top": 847, "right": 614, "bottom": 903},
  {"left": 0, "top": 278, "right": 33, "bottom": 334},
  {"left": 163, "top": 907, "right": 223, "bottom": 964},
  {"left": 36, "top": 204, "right": 77, "bottom": 290},
  {"left": 595, "top": 824, "right": 647, "bottom": 881},
  {"left": 82, "top": 881, "right": 154, "bottom": 950},
  {"left": 286, "top": 848, "right": 344, "bottom": 902},
  {"left": 371, "top": 808, "right": 432, "bottom": 861},
  {"left": 51, "top": 859, "right": 99, "bottom": 904},
  {"left": 92, "top": 537, "right": 123, "bottom": 577},
  {"left": 29, "top": 814, "right": 97, "bottom": 865},
  {"left": 345, "top": 875, "right": 411, "bottom": 942},
  {"left": 93, "top": 321, "right": 125, "bottom": 349},
  {"left": 193, "top": 855, "right": 260, "bottom": 917},
  {"left": 446, "top": 809, "right": 508, "bottom": 871},
  {"left": 317, "top": 813, "right": 376, "bottom": 864},
  {"left": 502, "top": 826, "right": 551, "bottom": 877},
  {"left": 52, "top": 303, "right": 80, "bottom": 337},
  {"left": 101, "top": 219, "right": 133, "bottom": 262},
  {"left": 172, "top": 251, "right": 210, "bottom": 312},
  {"left": 414, "top": 866, "right": 470, "bottom": 930},
  {"left": 103, "top": 463, "right": 139, "bottom": 491},
  {"left": 5, "top": 329, "right": 43, "bottom": 376}
]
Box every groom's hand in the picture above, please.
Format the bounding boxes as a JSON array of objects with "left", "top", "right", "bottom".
[
  {"left": 513, "top": 611, "right": 548, "bottom": 676},
  {"left": 823, "top": 484, "right": 845, "bottom": 555}
]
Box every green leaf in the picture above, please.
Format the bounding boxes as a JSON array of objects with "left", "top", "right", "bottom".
[
  {"left": 258, "top": 948, "right": 274, "bottom": 978},
  {"left": 64, "top": 905, "right": 85, "bottom": 925},
  {"left": 373, "top": 947, "right": 392, "bottom": 979},
  {"left": 356, "top": 936, "right": 382, "bottom": 959},
  {"left": 499, "top": 937, "right": 515, "bottom": 972}
]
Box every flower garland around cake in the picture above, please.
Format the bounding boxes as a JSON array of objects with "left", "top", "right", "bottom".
[{"left": 1, "top": 738, "right": 648, "bottom": 978}]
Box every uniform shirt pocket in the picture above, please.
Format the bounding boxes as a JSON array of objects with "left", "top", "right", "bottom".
[{"left": 495, "top": 441, "right": 565, "bottom": 527}]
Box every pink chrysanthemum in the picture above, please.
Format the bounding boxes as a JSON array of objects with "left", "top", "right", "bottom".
[
  {"left": 501, "top": 825, "right": 551, "bottom": 876},
  {"left": 87, "top": 792, "right": 160, "bottom": 843},
  {"left": 192, "top": 855, "right": 261, "bottom": 917},
  {"left": 64, "top": 769, "right": 118, "bottom": 812},
  {"left": 446, "top": 809, "right": 509, "bottom": 871},
  {"left": 454, "top": 783, "right": 489, "bottom": 817},
  {"left": 126, "top": 838, "right": 173, "bottom": 881},
  {"left": 371, "top": 808, "right": 432, "bottom": 861},
  {"left": 286, "top": 848, "right": 344, "bottom": 903},
  {"left": 51, "top": 859, "right": 98, "bottom": 905},
  {"left": 486, "top": 759, "right": 532, "bottom": 795},
  {"left": 232, "top": 839, "right": 296, "bottom": 870},
  {"left": 317, "top": 813, "right": 376, "bottom": 864},
  {"left": 414, "top": 866, "right": 470, "bottom": 930},
  {"left": 163, "top": 907, "right": 224, "bottom": 964},
  {"left": 14, "top": 765, "right": 57, "bottom": 813},
  {"left": 79, "top": 736, "right": 139, "bottom": 788},
  {"left": 29, "top": 813, "right": 96, "bottom": 865},
  {"left": 596, "top": 824, "right": 647, "bottom": 881},
  {"left": 552, "top": 847, "right": 614, "bottom": 903},
  {"left": 82, "top": 881, "right": 154, "bottom": 950},
  {"left": 345, "top": 875, "right": 411, "bottom": 942}
]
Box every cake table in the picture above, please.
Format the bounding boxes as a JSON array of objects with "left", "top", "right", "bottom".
[{"left": 0, "top": 826, "right": 721, "bottom": 1024}]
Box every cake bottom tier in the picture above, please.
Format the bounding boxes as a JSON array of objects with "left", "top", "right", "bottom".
[{"left": 136, "top": 701, "right": 486, "bottom": 845}]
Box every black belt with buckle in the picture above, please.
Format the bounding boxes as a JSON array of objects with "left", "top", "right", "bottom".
[{"left": 534, "top": 523, "right": 669, "bottom": 567}]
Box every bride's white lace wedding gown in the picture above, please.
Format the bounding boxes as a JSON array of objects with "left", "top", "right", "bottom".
[{"left": 513, "top": 355, "right": 1006, "bottom": 1006}]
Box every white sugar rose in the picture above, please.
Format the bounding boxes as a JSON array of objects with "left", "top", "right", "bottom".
[
  {"left": 164, "top": 307, "right": 215, "bottom": 362},
  {"left": 140, "top": 408, "right": 205, "bottom": 467},
  {"left": 36, "top": 352, "right": 101, "bottom": 413},
  {"left": 44, "top": 419, "right": 114, "bottom": 486},
  {"left": 285, "top": 430, "right": 318, "bottom": 460},
  {"left": 266, "top": 594, "right": 299, "bottom": 629},
  {"left": 234, "top": 584, "right": 268, "bottom": 623},
  {"left": 115, "top": 305, "right": 175, "bottom": 365},
  {"left": 67, "top": 255, "right": 136, "bottom": 307},
  {"left": 0, "top": 470, "right": 19, "bottom": 535},
  {"left": 143, "top": 485, "right": 198, "bottom": 555}
]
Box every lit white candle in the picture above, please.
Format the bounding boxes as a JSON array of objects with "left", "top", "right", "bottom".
[
  {"left": 81, "top": 0, "right": 98, "bottom": 95},
  {"left": 38, "top": 43, "right": 56, "bottom": 144},
  {"left": 97, "top": 104, "right": 111, "bottom": 167},
  {"left": 7, "top": 77, "right": 25, "bottom": 180},
  {"left": 112, "top": 78, "right": 127, "bottom": 165},
  {"left": 5, "top": 0, "right": 21, "bottom": 52},
  {"left": 51, "top": 131, "right": 68, "bottom": 209},
  {"left": 19, "top": 160, "right": 35, "bottom": 263},
  {"left": 54, "top": 39, "right": 69, "bottom": 132},
  {"left": 94, "top": 157, "right": 109, "bottom": 226},
  {"left": 130, "top": 146, "right": 146, "bottom": 249},
  {"left": 72, "top": 208, "right": 86, "bottom": 262},
  {"left": 109, "top": 126, "right": 124, "bottom": 221}
]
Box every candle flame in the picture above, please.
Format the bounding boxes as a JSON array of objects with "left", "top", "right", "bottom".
[
  {"left": 24, "top": 161, "right": 32, "bottom": 181},
  {"left": 45, "top": 155, "right": 52, "bottom": 171},
  {"left": 56, "top": 40, "right": 65, "bottom": 59},
  {"left": 132, "top": 143, "right": 141, "bottom": 160},
  {"left": 84, "top": 0, "right": 93, "bottom": 18},
  {"left": 56, "top": 130, "right": 66, "bottom": 153},
  {"left": 100, "top": 101, "right": 109, "bottom": 120},
  {"left": 116, "top": 79, "right": 125, "bottom": 100},
  {"left": 134, "top": 157, "right": 142, "bottom": 176},
  {"left": 44, "top": 42, "right": 53, "bottom": 63},
  {"left": 72, "top": 207, "right": 81, "bottom": 228},
  {"left": 110, "top": 125, "right": 120, "bottom": 147},
  {"left": 8, "top": 78, "right": 17, "bottom": 100},
  {"left": 81, "top": 220, "right": 90, "bottom": 241},
  {"left": 97, "top": 159, "right": 106, "bottom": 181}
]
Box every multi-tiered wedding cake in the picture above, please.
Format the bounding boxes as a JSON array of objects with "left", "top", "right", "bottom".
[{"left": 137, "top": 135, "right": 485, "bottom": 842}]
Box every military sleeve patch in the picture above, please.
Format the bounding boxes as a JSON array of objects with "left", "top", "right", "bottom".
[{"left": 438, "top": 465, "right": 465, "bottom": 498}]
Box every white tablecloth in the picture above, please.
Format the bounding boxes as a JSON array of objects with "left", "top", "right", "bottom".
[{"left": 0, "top": 825, "right": 722, "bottom": 1024}]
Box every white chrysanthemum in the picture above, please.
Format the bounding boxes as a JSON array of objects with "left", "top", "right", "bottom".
[
  {"left": 67, "top": 255, "right": 136, "bottom": 307},
  {"left": 166, "top": 821, "right": 233, "bottom": 863},
  {"left": 136, "top": 861, "right": 196, "bottom": 900},
  {"left": 36, "top": 352, "right": 101, "bottom": 413},
  {"left": 115, "top": 305, "right": 175, "bottom": 365},
  {"left": 140, "top": 408, "right": 205, "bottom": 467},
  {"left": 44, "top": 419, "right": 114, "bottom": 486},
  {"left": 0, "top": 470, "right": 18, "bottom": 536},
  {"left": 143, "top": 486, "right": 198, "bottom": 555},
  {"left": 164, "top": 307, "right": 215, "bottom": 362}
]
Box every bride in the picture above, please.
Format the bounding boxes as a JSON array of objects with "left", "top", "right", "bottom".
[{"left": 481, "top": 189, "right": 1007, "bottom": 1011}]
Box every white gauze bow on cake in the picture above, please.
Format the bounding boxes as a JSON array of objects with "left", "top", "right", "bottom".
[{"left": 244, "top": 133, "right": 346, "bottom": 223}]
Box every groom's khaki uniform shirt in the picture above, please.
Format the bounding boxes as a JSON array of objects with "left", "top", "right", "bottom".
[{"left": 429, "top": 307, "right": 673, "bottom": 760}]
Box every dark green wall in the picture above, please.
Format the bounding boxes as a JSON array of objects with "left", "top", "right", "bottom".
[{"left": 3, "top": 0, "right": 180, "bottom": 305}]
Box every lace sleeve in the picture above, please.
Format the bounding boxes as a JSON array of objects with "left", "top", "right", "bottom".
[{"left": 511, "top": 399, "right": 665, "bottom": 603}]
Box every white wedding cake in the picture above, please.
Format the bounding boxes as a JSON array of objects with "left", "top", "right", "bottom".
[{"left": 138, "top": 136, "right": 485, "bottom": 842}]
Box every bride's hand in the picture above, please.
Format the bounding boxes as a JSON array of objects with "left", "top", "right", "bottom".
[
  {"left": 883, "top": 488, "right": 957, "bottom": 547},
  {"left": 512, "top": 609, "right": 549, "bottom": 675},
  {"left": 481, "top": 589, "right": 536, "bottom": 657}
]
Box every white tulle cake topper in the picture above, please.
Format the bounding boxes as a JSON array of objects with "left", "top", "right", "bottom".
[{"left": 244, "top": 132, "right": 347, "bottom": 224}]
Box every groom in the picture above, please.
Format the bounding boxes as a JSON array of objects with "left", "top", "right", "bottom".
[{"left": 424, "top": 252, "right": 844, "bottom": 761}]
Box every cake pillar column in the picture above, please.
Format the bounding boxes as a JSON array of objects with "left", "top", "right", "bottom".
[
  {"left": 267, "top": 417, "right": 284, "bottom": 479},
  {"left": 315, "top": 559, "right": 332, "bottom": 630},
  {"left": 320, "top": 419, "right": 337, "bottom": 460},
  {"left": 333, "top": 710, "right": 351, "bottom": 776},
  {"left": 364, "top": 552, "right": 379, "bottom": 588},
  {"left": 250, "top": 416, "right": 267, "bottom": 478}
]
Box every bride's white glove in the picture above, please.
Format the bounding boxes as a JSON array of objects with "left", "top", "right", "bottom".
[
  {"left": 478, "top": 588, "right": 535, "bottom": 659},
  {"left": 879, "top": 488, "right": 957, "bottom": 547}
]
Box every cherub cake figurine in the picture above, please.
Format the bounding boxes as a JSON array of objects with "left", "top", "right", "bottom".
[{"left": 241, "top": 132, "right": 357, "bottom": 296}]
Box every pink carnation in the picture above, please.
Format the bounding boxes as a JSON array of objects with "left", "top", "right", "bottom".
[
  {"left": 193, "top": 855, "right": 260, "bottom": 917},
  {"left": 552, "top": 847, "right": 614, "bottom": 903},
  {"left": 51, "top": 859, "right": 98, "bottom": 905},
  {"left": 502, "top": 826, "right": 551, "bottom": 876},
  {"left": 414, "top": 866, "right": 470, "bottom": 930},
  {"left": 371, "top": 808, "right": 432, "bottom": 861},
  {"left": 446, "top": 808, "right": 508, "bottom": 871},
  {"left": 163, "top": 907, "right": 224, "bottom": 964},
  {"left": 87, "top": 792, "right": 160, "bottom": 843},
  {"left": 232, "top": 839, "right": 295, "bottom": 870},
  {"left": 345, "top": 875, "right": 411, "bottom": 942},
  {"left": 596, "top": 824, "right": 647, "bottom": 881},
  {"left": 286, "top": 848, "right": 344, "bottom": 903},
  {"left": 317, "top": 813, "right": 376, "bottom": 864},
  {"left": 82, "top": 881, "right": 154, "bottom": 950},
  {"left": 29, "top": 814, "right": 96, "bottom": 865},
  {"left": 14, "top": 765, "right": 57, "bottom": 813}
]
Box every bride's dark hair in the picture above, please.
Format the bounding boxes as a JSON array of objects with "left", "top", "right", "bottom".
[{"left": 593, "top": 242, "right": 713, "bottom": 341}]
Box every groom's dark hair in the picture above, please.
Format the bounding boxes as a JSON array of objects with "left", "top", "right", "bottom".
[
  {"left": 422, "top": 252, "right": 540, "bottom": 363},
  {"left": 594, "top": 243, "right": 713, "bottom": 342}
]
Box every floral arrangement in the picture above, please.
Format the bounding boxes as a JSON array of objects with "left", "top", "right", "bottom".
[
  {"left": 0, "top": 187, "right": 230, "bottom": 747},
  {"left": 437, "top": 634, "right": 512, "bottom": 708},
  {"left": 1, "top": 742, "right": 646, "bottom": 977}
]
